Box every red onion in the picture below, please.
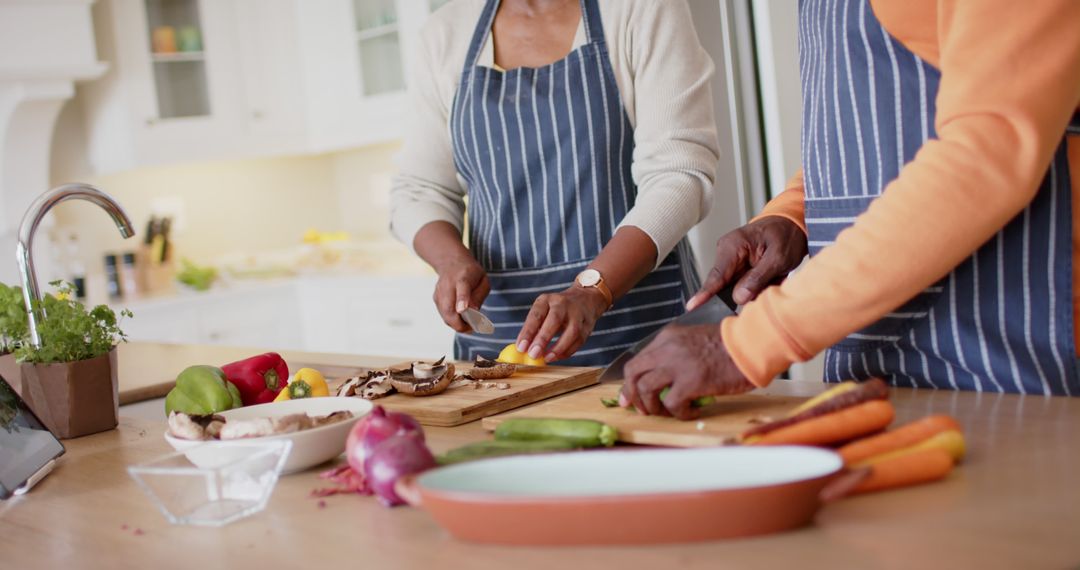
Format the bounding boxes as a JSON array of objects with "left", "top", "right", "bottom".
[
  {"left": 364, "top": 435, "right": 436, "bottom": 507},
  {"left": 346, "top": 405, "right": 424, "bottom": 474}
]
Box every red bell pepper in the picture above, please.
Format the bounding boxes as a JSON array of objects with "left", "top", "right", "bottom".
[{"left": 221, "top": 352, "right": 289, "bottom": 406}]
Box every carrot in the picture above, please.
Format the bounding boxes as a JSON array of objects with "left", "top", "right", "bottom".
[
  {"left": 857, "top": 430, "right": 965, "bottom": 467},
  {"left": 743, "top": 378, "right": 890, "bottom": 439},
  {"left": 786, "top": 381, "right": 859, "bottom": 417},
  {"left": 852, "top": 448, "right": 954, "bottom": 494},
  {"left": 839, "top": 415, "right": 962, "bottom": 466},
  {"left": 748, "top": 400, "right": 895, "bottom": 446}
]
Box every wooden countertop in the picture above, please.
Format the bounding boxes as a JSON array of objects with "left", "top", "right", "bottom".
[{"left": 3, "top": 345, "right": 1080, "bottom": 568}]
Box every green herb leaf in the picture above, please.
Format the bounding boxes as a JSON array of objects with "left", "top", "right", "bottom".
[{"left": 12, "top": 281, "right": 132, "bottom": 364}]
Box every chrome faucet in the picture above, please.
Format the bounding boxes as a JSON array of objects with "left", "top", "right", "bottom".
[{"left": 16, "top": 184, "right": 135, "bottom": 348}]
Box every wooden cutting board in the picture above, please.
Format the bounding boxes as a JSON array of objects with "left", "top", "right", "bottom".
[
  {"left": 481, "top": 384, "right": 806, "bottom": 446},
  {"left": 324, "top": 362, "right": 600, "bottom": 427}
]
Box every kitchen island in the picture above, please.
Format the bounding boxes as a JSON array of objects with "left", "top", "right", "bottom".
[{"left": 1, "top": 343, "right": 1078, "bottom": 569}]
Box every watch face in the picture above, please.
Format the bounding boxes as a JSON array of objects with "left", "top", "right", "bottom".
[{"left": 577, "top": 269, "right": 601, "bottom": 287}]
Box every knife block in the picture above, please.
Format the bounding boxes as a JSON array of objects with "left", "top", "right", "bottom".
[{"left": 136, "top": 245, "right": 175, "bottom": 296}]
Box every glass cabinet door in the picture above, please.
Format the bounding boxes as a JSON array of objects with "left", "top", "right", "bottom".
[
  {"left": 353, "top": 0, "right": 405, "bottom": 96},
  {"left": 144, "top": 0, "right": 211, "bottom": 119},
  {"left": 429, "top": 0, "right": 450, "bottom": 11}
]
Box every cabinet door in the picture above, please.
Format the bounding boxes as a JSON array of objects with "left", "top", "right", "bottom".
[
  {"left": 231, "top": 0, "right": 305, "bottom": 145},
  {"left": 120, "top": 0, "right": 244, "bottom": 166},
  {"left": 297, "top": 276, "right": 453, "bottom": 359},
  {"left": 198, "top": 287, "right": 305, "bottom": 350},
  {"left": 122, "top": 302, "right": 202, "bottom": 344}
]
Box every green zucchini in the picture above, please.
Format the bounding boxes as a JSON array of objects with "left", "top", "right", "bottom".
[
  {"left": 600, "top": 389, "right": 716, "bottom": 412},
  {"left": 436, "top": 439, "right": 579, "bottom": 465},
  {"left": 494, "top": 418, "right": 618, "bottom": 447}
]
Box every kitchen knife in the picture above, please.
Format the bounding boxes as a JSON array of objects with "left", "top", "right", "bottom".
[
  {"left": 598, "top": 291, "right": 736, "bottom": 383},
  {"left": 461, "top": 308, "right": 495, "bottom": 335}
]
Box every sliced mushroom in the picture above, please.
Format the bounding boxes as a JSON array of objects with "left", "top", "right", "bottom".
[
  {"left": 390, "top": 358, "right": 456, "bottom": 396},
  {"left": 469, "top": 356, "right": 517, "bottom": 380},
  {"left": 219, "top": 418, "right": 276, "bottom": 440},
  {"left": 168, "top": 411, "right": 208, "bottom": 441},
  {"left": 360, "top": 374, "right": 395, "bottom": 400},
  {"left": 338, "top": 371, "right": 396, "bottom": 400}
]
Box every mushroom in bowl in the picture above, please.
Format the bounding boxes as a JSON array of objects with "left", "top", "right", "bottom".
[{"left": 164, "top": 397, "right": 373, "bottom": 474}]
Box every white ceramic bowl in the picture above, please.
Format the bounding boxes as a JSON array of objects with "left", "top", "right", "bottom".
[{"left": 164, "top": 397, "right": 372, "bottom": 474}]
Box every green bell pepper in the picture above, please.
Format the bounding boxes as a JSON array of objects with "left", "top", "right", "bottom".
[{"left": 165, "top": 365, "right": 243, "bottom": 415}]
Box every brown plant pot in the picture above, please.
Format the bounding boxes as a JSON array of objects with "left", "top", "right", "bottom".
[
  {"left": 20, "top": 349, "right": 119, "bottom": 439},
  {"left": 0, "top": 351, "right": 20, "bottom": 396}
]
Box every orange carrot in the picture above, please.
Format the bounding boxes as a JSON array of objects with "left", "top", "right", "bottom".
[
  {"left": 839, "top": 415, "right": 962, "bottom": 466},
  {"left": 852, "top": 448, "right": 954, "bottom": 494},
  {"left": 749, "top": 400, "right": 895, "bottom": 446}
]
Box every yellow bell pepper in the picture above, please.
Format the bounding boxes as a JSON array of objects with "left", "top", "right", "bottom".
[{"left": 274, "top": 367, "right": 330, "bottom": 401}]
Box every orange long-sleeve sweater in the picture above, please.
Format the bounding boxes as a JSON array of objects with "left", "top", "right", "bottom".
[{"left": 723, "top": 0, "right": 1080, "bottom": 387}]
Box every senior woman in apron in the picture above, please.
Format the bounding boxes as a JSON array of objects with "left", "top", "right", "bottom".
[
  {"left": 621, "top": 0, "right": 1080, "bottom": 418},
  {"left": 390, "top": 0, "right": 719, "bottom": 365}
]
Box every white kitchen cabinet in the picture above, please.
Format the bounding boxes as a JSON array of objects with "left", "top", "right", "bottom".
[
  {"left": 80, "top": 0, "right": 444, "bottom": 172},
  {"left": 118, "top": 275, "right": 452, "bottom": 359},
  {"left": 296, "top": 275, "right": 452, "bottom": 359},
  {"left": 82, "top": 0, "right": 243, "bottom": 173},
  {"left": 296, "top": 0, "right": 435, "bottom": 152}
]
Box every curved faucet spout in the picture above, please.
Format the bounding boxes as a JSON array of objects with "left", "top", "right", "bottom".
[{"left": 16, "top": 183, "right": 136, "bottom": 348}]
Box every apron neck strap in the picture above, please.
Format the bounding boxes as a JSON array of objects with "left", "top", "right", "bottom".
[
  {"left": 580, "top": 0, "right": 605, "bottom": 46},
  {"left": 463, "top": 0, "right": 607, "bottom": 69}
]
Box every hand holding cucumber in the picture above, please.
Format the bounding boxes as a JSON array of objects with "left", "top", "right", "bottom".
[{"left": 620, "top": 322, "right": 755, "bottom": 420}]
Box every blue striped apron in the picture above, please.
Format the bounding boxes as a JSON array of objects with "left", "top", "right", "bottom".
[
  {"left": 799, "top": 0, "right": 1079, "bottom": 395},
  {"left": 448, "top": 0, "right": 700, "bottom": 366}
]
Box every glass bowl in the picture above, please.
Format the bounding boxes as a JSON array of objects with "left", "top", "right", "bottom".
[{"left": 128, "top": 439, "right": 291, "bottom": 527}]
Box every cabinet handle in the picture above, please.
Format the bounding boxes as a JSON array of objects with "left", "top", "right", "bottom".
[
  {"left": 251, "top": 110, "right": 264, "bottom": 120},
  {"left": 387, "top": 319, "right": 412, "bottom": 327},
  {"left": 145, "top": 117, "right": 157, "bottom": 126}
]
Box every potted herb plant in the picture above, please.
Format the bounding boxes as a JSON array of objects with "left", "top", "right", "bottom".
[
  {"left": 15, "top": 281, "right": 132, "bottom": 439},
  {"left": 0, "top": 283, "right": 28, "bottom": 393}
]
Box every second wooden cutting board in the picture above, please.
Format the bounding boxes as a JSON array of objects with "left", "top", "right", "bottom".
[
  {"left": 481, "top": 384, "right": 806, "bottom": 446},
  {"left": 325, "top": 362, "right": 600, "bottom": 427}
]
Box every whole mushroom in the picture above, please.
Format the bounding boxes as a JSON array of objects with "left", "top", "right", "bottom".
[{"left": 389, "top": 357, "right": 456, "bottom": 397}]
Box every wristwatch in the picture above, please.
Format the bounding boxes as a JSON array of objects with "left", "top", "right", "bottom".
[{"left": 574, "top": 268, "right": 613, "bottom": 309}]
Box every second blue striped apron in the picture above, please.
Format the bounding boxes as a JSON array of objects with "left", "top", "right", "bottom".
[
  {"left": 799, "top": 0, "right": 1078, "bottom": 395},
  {"left": 448, "top": 0, "right": 700, "bottom": 366}
]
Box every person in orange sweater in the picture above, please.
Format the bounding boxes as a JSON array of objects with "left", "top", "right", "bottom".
[{"left": 621, "top": 0, "right": 1080, "bottom": 418}]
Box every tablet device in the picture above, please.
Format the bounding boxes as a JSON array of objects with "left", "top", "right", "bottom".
[{"left": 0, "top": 374, "right": 64, "bottom": 499}]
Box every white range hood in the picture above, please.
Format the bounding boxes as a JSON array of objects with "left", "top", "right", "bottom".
[{"left": 0, "top": 0, "right": 106, "bottom": 284}]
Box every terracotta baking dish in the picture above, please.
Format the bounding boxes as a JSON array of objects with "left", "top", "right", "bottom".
[{"left": 398, "top": 446, "right": 856, "bottom": 546}]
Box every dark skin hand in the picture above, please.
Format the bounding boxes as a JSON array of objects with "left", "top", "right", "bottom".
[
  {"left": 414, "top": 221, "right": 491, "bottom": 333},
  {"left": 516, "top": 227, "right": 658, "bottom": 362},
  {"left": 619, "top": 323, "right": 756, "bottom": 420},
  {"left": 625, "top": 216, "right": 806, "bottom": 418},
  {"left": 686, "top": 216, "right": 808, "bottom": 311}
]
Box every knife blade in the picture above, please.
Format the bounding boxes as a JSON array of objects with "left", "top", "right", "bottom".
[
  {"left": 598, "top": 291, "right": 736, "bottom": 383},
  {"left": 460, "top": 308, "right": 495, "bottom": 335}
]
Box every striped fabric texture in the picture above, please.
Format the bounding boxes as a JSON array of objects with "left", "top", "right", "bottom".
[
  {"left": 449, "top": 0, "right": 699, "bottom": 366},
  {"left": 800, "top": 0, "right": 1078, "bottom": 394}
]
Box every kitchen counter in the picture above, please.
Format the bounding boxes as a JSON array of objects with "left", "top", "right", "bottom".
[{"left": 3, "top": 344, "right": 1079, "bottom": 569}]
